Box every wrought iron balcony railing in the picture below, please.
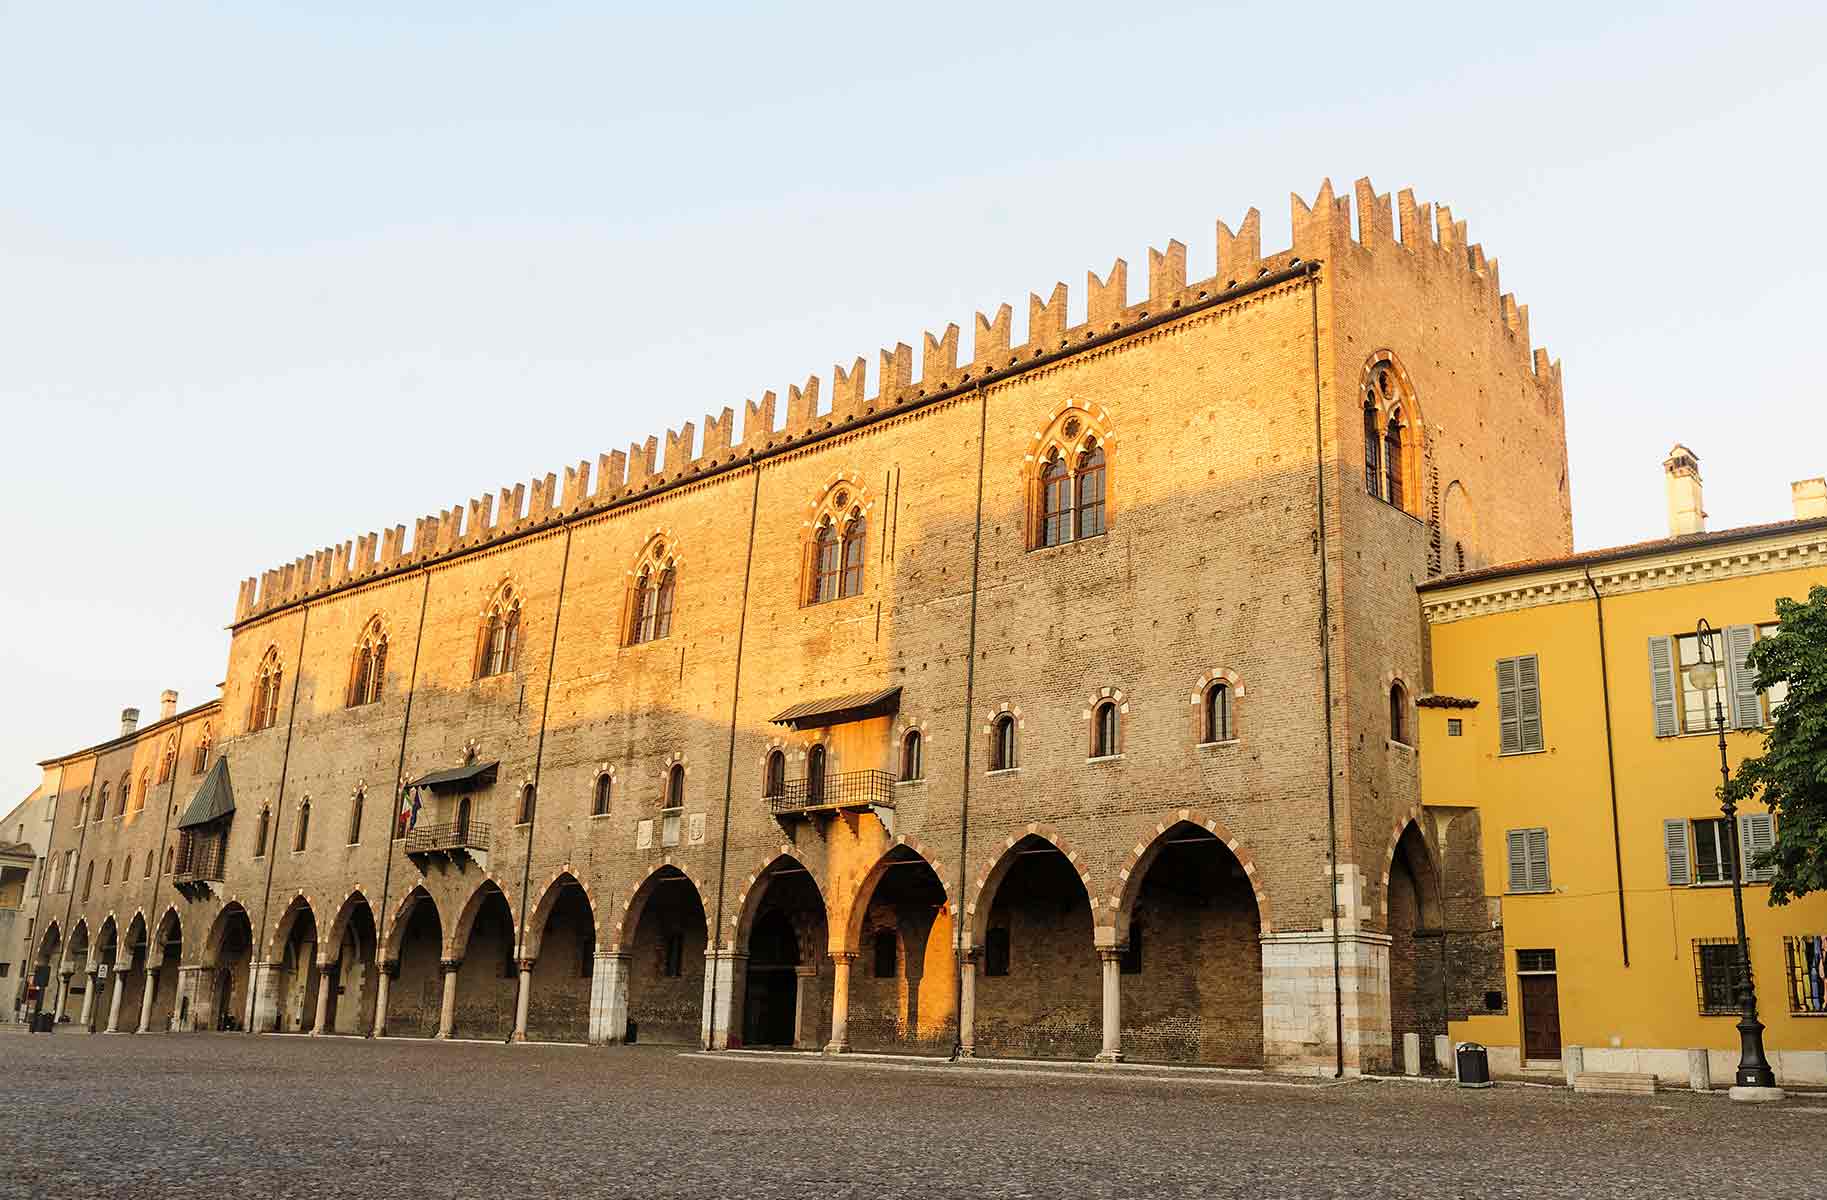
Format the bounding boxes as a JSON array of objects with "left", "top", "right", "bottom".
[
  {"left": 173, "top": 837, "right": 225, "bottom": 884},
  {"left": 405, "top": 821, "right": 492, "bottom": 855},
  {"left": 767, "top": 769, "right": 896, "bottom": 817}
]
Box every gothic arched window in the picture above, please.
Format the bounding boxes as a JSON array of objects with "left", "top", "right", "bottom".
[
  {"left": 192, "top": 724, "right": 212, "bottom": 775},
  {"left": 840, "top": 516, "right": 867, "bottom": 598},
  {"left": 1363, "top": 396, "right": 1382, "bottom": 497},
  {"left": 900, "top": 731, "right": 923, "bottom": 782},
  {"left": 250, "top": 647, "right": 283, "bottom": 732},
  {"left": 349, "top": 618, "right": 388, "bottom": 707},
  {"left": 477, "top": 585, "right": 521, "bottom": 678},
  {"left": 593, "top": 773, "right": 613, "bottom": 816},
  {"left": 629, "top": 540, "right": 679, "bottom": 645},
  {"left": 1030, "top": 411, "right": 1113, "bottom": 550},
  {"left": 1385, "top": 410, "right": 1406, "bottom": 512},
  {"left": 1075, "top": 441, "right": 1107, "bottom": 539}
]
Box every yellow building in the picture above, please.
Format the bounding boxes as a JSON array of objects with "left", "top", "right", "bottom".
[{"left": 1420, "top": 452, "right": 1827, "bottom": 1086}]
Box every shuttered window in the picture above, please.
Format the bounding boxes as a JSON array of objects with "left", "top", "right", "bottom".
[
  {"left": 1648, "top": 635, "right": 1679, "bottom": 737},
  {"left": 1664, "top": 818, "right": 1692, "bottom": 885},
  {"left": 1723, "top": 624, "right": 1764, "bottom": 730},
  {"left": 1496, "top": 655, "right": 1544, "bottom": 755},
  {"left": 1506, "top": 828, "right": 1550, "bottom": 893},
  {"left": 1739, "top": 812, "right": 1776, "bottom": 884},
  {"left": 1664, "top": 814, "right": 1777, "bottom": 886}
]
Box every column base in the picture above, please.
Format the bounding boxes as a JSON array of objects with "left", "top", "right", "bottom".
[
  {"left": 1728, "top": 1085, "right": 1786, "bottom": 1104},
  {"left": 511, "top": 1031, "right": 527, "bottom": 1043},
  {"left": 823, "top": 1040, "right": 849, "bottom": 1055},
  {"left": 1094, "top": 1050, "right": 1124, "bottom": 1065}
]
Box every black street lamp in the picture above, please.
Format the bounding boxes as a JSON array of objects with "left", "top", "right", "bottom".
[{"left": 1688, "top": 618, "right": 1779, "bottom": 1096}]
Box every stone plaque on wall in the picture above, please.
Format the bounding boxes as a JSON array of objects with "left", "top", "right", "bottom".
[
  {"left": 635, "top": 819, "right": 653, "bottom": 850},
  {"left": 688, "top": 812, "right": 706, "bottom": 845}
]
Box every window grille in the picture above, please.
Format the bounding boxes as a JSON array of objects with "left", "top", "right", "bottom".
[
  {"left": 1693, "top": 938, "right": 1745, "bottom": 1015},
  {"left": 1516, "top": 948, "right": 1556, "bottom": 974}
]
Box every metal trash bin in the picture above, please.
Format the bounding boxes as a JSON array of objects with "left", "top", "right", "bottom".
[
  {"left": 32, "top": 1012, "right": 55, "bottom": 1033},
  {"left": 1456, "top": 1041, "right": 1492, "bottom": 1089}
]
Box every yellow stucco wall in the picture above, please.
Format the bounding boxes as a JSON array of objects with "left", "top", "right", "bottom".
[{"left": 1423, "top": 542, "right": 1827, "bottom": 1074}]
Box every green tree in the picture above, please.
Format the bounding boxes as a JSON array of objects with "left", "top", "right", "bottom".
[{"left": 1724, "top": 584, "right": 1827, "bottom": 904}]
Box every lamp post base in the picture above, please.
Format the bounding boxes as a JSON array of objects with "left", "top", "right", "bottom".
[{"left": 1728, "top": 1085, "right": 1786, "bottom": 1104}]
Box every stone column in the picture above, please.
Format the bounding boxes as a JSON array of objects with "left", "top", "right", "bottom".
[
  {"left": 136, "top": 968, "right": 157, "bottom": 1033},
  {"left": 589, "top": 952, "right": 630, "bottom": 1045},
  {"left": 78, "top": 970, "right": 98, "bottom": 1030},
  {"left": 701, "top": 951, "right": 747, "bottom": 1050},
  {"left": 371, "top": 962, "right": 395, "bottom": 1038},
  {"left": 1096, "top": 948, "right": 1123, "bottom": 1064},
  {"left": 957, "top": 950, "right": 978, "bottom": 1058},
  {"left": 435, "top": 960, "right": 460, "bottom": 1039},
  {"left": 54, "top": 972, "right": 72, "bottom": 1022},
  {"left": 512, "top": 959, "right": 533, "bottom": 1042},
  {"left": 793, "top": 965, "right": 819, "bottom": 1050},
  {"left": 173, "top": 966, "right": 201, "bottom": 1031},
  {"left": 310, "top": 965, "right": 333, "bottom": 1035},
  {"left": 825, "top": 951, "right": 856, "bottom": 1055},
  {"left": 243, "top": 961, "right": 265, "bottom": 1032},
  {"left": 105, "top": 969, "right": 126, "bottom": 1033}
]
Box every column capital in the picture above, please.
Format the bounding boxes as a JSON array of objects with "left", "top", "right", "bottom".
[
  {"left": 59, "top": 969, "right": 73, "bottom": 980},
  {"left": 378, "top": 959, "right": 400, "bottom": 978},
  {"left": 957, "top": 945, "right": 981, "bottom": 965},
  {"left": 1097, "top": 947, "right": 1124, "bottom": 964},
  {"left": 439, "top": 958, "right": 462, "bottom": 974},
  {"left": 828, "top": 950, "right": 858, "bottom": 965},
  {"left": 515, "top": 958, "right": 535, "bottom": 974}
]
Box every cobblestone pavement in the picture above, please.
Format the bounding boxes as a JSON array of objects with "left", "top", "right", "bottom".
[{"left": 3, "top": 1033, "right": 1824, "bottom": 1200}]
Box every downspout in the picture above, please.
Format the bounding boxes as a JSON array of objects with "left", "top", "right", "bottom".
[
  {"left": 706, "top": 462, "right": 764, "bottom": 1049},
  {"left": 509, "top": 524, "right": 575, "bottom": 1040},
  {"left": 250, "top": 602, "right": 312, "bottom": 1032},
  {"left": 1583, "top": 567, "right": 1631, "bottom": 966},
  {"left": 1307, "top": 262, "right": 1346, "bottom": 1078},
  {"left": 950, "top": 384, "right": 990, "bottom": 1060},
  {"left": 369, "top": 567, "right": 432, "bottom": 1035}
]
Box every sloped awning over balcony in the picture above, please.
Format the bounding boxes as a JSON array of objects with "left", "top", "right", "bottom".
[
  {"left": 409, "top": 760, "right": 499, "bottom": 791},
  {"left": 769, "top": 687, "right": 902, "bottom": 731},
  {"left": 176, "top": 759, "right": 235, "bottom": 830}
]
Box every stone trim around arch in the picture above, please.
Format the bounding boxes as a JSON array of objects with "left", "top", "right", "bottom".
[
  {"left": 199, "top": 901, "right": 254, "bottom": 969},
  {"left": 605, "top": 858, "right": 713, "bottom": 954},
  {"left": 523, "top": 868, "right": 600, "bottom": 961},
  {"left": 152, "top": 906, "right": 185, "bottom": 966},
  {"left": 381, "top": 885, "right": 443, "bottom": 963},
  {"left": 321, "top": 888, "right": 377, "bottom": 961},
  {"left": 1188, "top": 668, "right": 1246, "bottom": 744},
  {"left": 1376, "top": 806, "right": 1445, "bottom": 927},
  {"left": 1108, "top": 809, "right": 1273, "bottom": 942},
  {"left": 446, "top": 876, "right": 518, "bottom": 961},
  {"left": 725, "top": 846, "right": 828, "bottom": 952},
  {"left": 963, "top": 824, "right": 1097, "bottom": 948},
  {"left": 267, "top": 892, "right": 320, "bottom": 960},
  {"left": 836, "top": 835, "right": 954, "bottom": 955},
  {"left": 34, "top": 918, "right": 62, "bottom": 964}
]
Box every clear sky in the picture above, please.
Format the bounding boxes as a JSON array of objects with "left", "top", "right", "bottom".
[{"left": 3, "top": 1, "right": 1824, "bottom": 803}]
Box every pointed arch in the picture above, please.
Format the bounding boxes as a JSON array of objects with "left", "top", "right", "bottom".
[
  {"left": 1359, "top": 351, "right": 1424, "bottom": 514},
  {"left": 1377, "top": 809, "right": 1444, "bottom": 928},
  {"left": 964, "top": 825, "right": 1096, "bottom": 946},
  {"left": 156, "top": 733, "right": 178, "bottom": 785},
  {"left": 606, "top": 861, "right": 712, "bottom": 952},
  {"left": 382, "top": 884, "right": 443, "bottom": 962},
  {"left": 730, "top": 849, "right": 829, "bottom": 953},
  {"left": 192, "top": 722, "right": 213, "bottom": 775},
  {"left": 1024, "top": 401, "right": 1117, "bottom": 549},
  {"left": 200, "top": 902, "right": 252, "bottom": 968},
  {"left": 153, "top": 906, "right": 185, "bottom": 966},
  {"left": 447, "top": 877, "right": 517, "bottom": 960},
  {"left": 268, "top": 893, "right": 319, "bottom": 958},
  {"left": 1110, "top": 809, "right": 1272, "bottom": 941},
  {"left": 800, "top": 476, "right": 875, "bottom": 606},
  {"left": 322, "top": 888, "right": 377, "bottom": 956},
  {"left": 124, "top": 910, "right": 149, "bottom": 955},
  {"left": 838, "top": 836, "right": 953, "bottom": 955},
  {"left": 624, "top": 531, "right": 681, "bottom": 646},
  {"left": 524, "top": 871, "right": 599, "bottom": 961},
  {"left": 35, "top": 919, "right": 63, "bottom": 965},
  {"left": 475, "top": 580, "right": 523, "bottom": 678},
  {"left": 250, "top": 645, "right": 284, "bottom": 732},
  {"left": 348, "top": 614, "right": 389, "bottom": 707}
]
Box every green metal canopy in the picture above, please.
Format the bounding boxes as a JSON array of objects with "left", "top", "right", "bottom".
[
  {"left": 176, "top": 758, "right": 235, "bottom": 829},
  {"left": 409, "top": 760, "right": 499, "bottom": 791}
]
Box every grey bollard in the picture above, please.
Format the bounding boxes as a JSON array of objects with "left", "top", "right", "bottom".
[
  {"left": 1403, "top": 1032, "right": 1421, "bottom": 1077},
  {"left": 1562, "top": 1044, "right": 1584, "bottom": 1088},
  {"left": 1688, "top": 1049, "right": 1712, "bottom": 1092}
]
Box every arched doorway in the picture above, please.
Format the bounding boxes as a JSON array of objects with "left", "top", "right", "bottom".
[
  {"left": 973, "top": 835, "right": 1097, "bottom": 1060},
  {"left": 1118, "top": 821, "right": 1264, "bottom": 1065},
  {"left": 201, "top": 904, "right": 254, "bottom": 1031},
  {"left": 526, "top": 875, "right": 594, "bottom": 1043},
  {"left": 846, "top": 845, "right": 953, "bottom": 1054},
  {"left": 89, "top": 918, "right": 119, "bottom": 1033},
  {"left": 31, "top": 923, "right": 62, "bottom": 1023},
  {"left": 118, "top": 914, "right": 150, "bottom": 1032},
  {"left": 149, "top": 909, "right": 184, "bottom": 1032},
  {"left": 738, "top": 857, "right": 827, "bottom": 1050},
  {"left": 324, "top": 894, "right": 379, "bottom": 1035},
  {"left": 271, "top": 899, "right": 322, "bottom": 1033},
  {"left": 387, "top": 887, "right": 444, "bottom": 1038},
  {"left": 1388, "top": 821, "right": 1445, "bottom": 1072},
  {"left": 622, "top": 866, "right": 706, "bottom": 1045},
  {"left": 451, "top": 882, "right": 516, "bottom": 1040}
]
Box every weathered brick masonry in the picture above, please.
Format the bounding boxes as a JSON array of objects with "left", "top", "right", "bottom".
[{"left": 29, "top": 177, "right": 1568, "bottom": 1073}]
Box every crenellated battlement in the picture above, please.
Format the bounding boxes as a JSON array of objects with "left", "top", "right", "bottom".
[{"left": 232, "top": 177, "right": 1562, "bottom": 625}]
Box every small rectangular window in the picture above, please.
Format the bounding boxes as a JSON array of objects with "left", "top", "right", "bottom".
[
  {"left": 1446, "top": 718, "right": 1462, "bottom": 737},
  {"left": 1694, "top": 938, "right": 1744, "bottom": 1015},
  {"left": 1674, "top": 630, "right": 1727, "bottom": 734},
  {"left": 1692, "top": 818, "right": 1731, "bottom": 884},
  {"left": 1516, "top": 948, "right": 1556, "bottom": 974},
  {"left": 1506, "top": 828, "right": 1550, "bottom": 893}
]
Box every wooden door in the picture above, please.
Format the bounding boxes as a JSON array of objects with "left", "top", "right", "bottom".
[{"left": 1520, "top": 974, "right": 1561, "bottom": 1060}]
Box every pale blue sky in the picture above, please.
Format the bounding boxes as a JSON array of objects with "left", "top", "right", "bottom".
[{"left": 4, "top": 1, "right": 1824, "bottom": 802}]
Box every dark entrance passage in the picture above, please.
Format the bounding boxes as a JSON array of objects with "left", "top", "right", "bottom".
[
  {"left": 974, "top": 837, "right": 1096, "bottom": 1060},
  {"left": 453, "top": 886, "right": 515, "bottom": 1040},
  {"left": 389, "top": 891, "right": 443, "bottom": 1038},
  {"left": 848, "top": 846, "right": 953, "bottom": 1055},
  {"left": 1387, "top": 823, "right": 1445, "bottom": 1073},
  {"left": 739, "top": 858, "right": 827, "bottom": 1050},
  {"left": 744, "top": 909, "right": 801, "bottom": 1047},
  {"left": 528, "top": 878, "right": 594, "bottom": 1043},
  {"left": 625, "top": 868, "right": 707, "bottom": 1046}
]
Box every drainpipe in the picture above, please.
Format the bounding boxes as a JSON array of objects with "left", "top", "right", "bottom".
[
  {"left": 706, "top": 462, "right": 764, "bottom": 1049},
  {"left": 250, "top": 602, "right": 312, "bottom": 1032},
  {"left": 1583, "top": 568, "right": 1630, "bottom": 966},
  {"left": 950, "top": 385, "right": 990, "bottom": 1061},
  {"left": 1306, "top": 262, "right": 1346, "bottom": 1078},
  {"left": 370, "top": 567, "right": 432, "bottom": 1034},
  {"left": 509, "top": 524, "right": 575, "bottom": 1042}
]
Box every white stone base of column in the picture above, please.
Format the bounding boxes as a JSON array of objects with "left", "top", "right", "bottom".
[
  {"left": 1259, "top": 930, "right": 1392, "bottom": 1076},
  {"left": 249, "top": 962, "right": 280, "bottom": 1033},
  {"left": 1728, "top": 1085, "right": 1786, "bottom": 1103},
  {"left": 173, "top": 966, "right": 202, "bottom": 1031},
  {"left": 1093, "top": 1050, "right": 1124, "bottom": 1064},
  {"left": 700, "top": 951, "right": 747, "bottom": 1050},
  {"left": 588, "top": 953, "right": 630, "bottom": 1045}
]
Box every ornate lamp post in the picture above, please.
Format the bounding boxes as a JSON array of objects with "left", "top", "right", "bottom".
[{"left": 1687, "top": 619, "right": 1781, "bottom": 1100}]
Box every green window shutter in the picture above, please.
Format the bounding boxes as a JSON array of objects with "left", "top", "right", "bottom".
[
  {"left": 1526, "top": 827, "right": 1550, "bottom": 892},
  {"left": 1517, "top": 654, "right": 1544, "bottom": 753},
  {"left": 1664, "top": 818, "right": 1692, "bottom": 886},
  {"left": 1723, "top": 624, "right": 1763, "bottom": 730},
  {"left": 1739, "top": 813, "right": 1776, "bottom": 883},
  {"left": 1506, "top": 829, "right": 1529, "bottom": 893},
  {"left": 1496, "top": 657, "right": 1521, "bottom": 755},
  {"left": 1648, "top": 636, "right": 1679, "bottom": 737}
]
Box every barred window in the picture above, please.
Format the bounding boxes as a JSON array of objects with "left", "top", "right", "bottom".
[{"left": 1694, "top": 938, "right": 1745, "bottom": 1016}]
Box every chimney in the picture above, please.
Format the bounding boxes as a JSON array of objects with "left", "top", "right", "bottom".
[
  {"left": 120, "top": 707, "right": 140, "bottom": 737},
  {"left": 1793, "top": 478, "right": 1827, "bottom": 521},
  {"left": 159, "top": 689, "right": 178, "bottom": 721},
  {"left": 1663, "top": 444, "right": 1706, "bottom": 537}
]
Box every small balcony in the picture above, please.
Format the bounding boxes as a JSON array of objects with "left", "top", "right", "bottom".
[
  {"left": 173, "top": 839, "right": 226, "bottom": 894},
  {"left": 405, "top": 821, "right": 491, "bottom": 864},
  {"left": 768, "top": 769, "right": 896, "bottom": 820}
]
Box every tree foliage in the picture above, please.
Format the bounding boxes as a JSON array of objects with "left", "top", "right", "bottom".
[{"left": 1725, "top": 584, "right": 1827, "bottom": 905}]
